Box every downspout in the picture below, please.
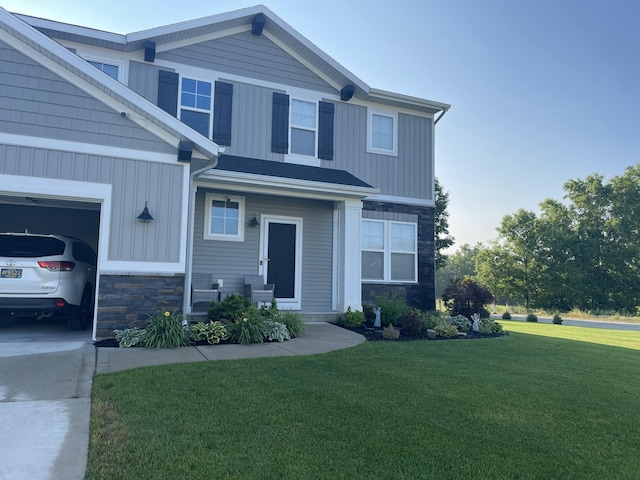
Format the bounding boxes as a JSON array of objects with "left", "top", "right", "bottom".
[{"left": 183, "top": 153, "right": 220, "bottom": 315}]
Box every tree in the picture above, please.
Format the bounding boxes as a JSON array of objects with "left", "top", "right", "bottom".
[
  {"left": 496, "top": 209, "right": 540, "bottom": 309},
  {"left": 435, "top": 243, "right": 482, "bottom": 301},
  {"left": 434, "top": 177, "right": 454, "bottom": 270},
  {"left": 442, "top": 277, "right": 494, "bottom": 319}
]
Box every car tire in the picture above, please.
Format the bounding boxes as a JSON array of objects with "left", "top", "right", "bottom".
[{"left": 67, "top": 287, "right": 93, "bottom": 331}]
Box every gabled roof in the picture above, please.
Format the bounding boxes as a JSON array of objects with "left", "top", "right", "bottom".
[
  {"left": 16, "top": 5, "right": 450, "bottom": 115},
  {"left": 0, "top": 6, "right": 221, "bottom": 161}
]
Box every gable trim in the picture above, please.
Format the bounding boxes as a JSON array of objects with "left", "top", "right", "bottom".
[{"left": 0, "top": 133, "right": 179, "bottom": 164}]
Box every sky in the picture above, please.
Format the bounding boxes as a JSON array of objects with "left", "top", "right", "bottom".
[{"left": 2, "top": 0, "right": 639, "bottom": 251}]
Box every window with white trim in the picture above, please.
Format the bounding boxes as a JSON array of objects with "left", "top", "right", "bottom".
[
  {"left": 204, "top": 193, "right": 245, "bottom": 242},
  {"left": 368, "top": 109, "right": 398, "bottom": 156},
  {"left": 290, "top": 98, "right": 317, "bottom": 157},
  {"left": 87, "top": 60, "right": 120, "bottom": 81},
  {"left": 361, "top": 219, "right": 417, "bottom": 282},
  {"left": 180, "top": 77, "right": 212, "bottom": 137}
]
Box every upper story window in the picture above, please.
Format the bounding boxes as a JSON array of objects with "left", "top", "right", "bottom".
[
  {"left": 290, "top": 99, "right": 317, "bottom": 157},
  {"left": 204, "top": 193, "right": 245, "bottom": 242},
  {"left": 180, "top": 78, "right": 212, "bottom": 138},
  {"left": 361, "top": 219, "right": 417, "bottom": 283},
  {"left": 368, "top": 109, "right": 398, "bottom": 156},
  {"left": 87, "top": 60, "right": 119, "bottom": 81},
  {"left": 271, "top": 93, "right": 334, "bottom": 164}
]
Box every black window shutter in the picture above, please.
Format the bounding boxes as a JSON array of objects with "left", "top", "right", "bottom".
[
  {"left": 213, "top": 81, "right": 233, "bottom": 145},
  {"left": 157, "top": 70, "right": 179, "bottom": 117},
  {"left": 271, "top": 92, "right": 289, "bottom": 154},
  {"left": 318, "top": 101, "right": 335, "bottom": 161}
]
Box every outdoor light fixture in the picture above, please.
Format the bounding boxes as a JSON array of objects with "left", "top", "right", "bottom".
[
  {"left": 137, "top": 201, "right": 154, "bottom": 222},
  {"left": 249, "top": 215, "right": 260, "bottom": 227}
]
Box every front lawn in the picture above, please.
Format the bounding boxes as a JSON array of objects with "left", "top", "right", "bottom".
[{"left": 87, "top": 323, "right": 640, "bottom": 479}]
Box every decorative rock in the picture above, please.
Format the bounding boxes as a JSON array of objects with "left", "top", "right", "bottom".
[
  {"left": 427, "top": 329, "right": 437, "bottom": 339},
  {"left": 458, "top": 332, "right": 468, "bottom": 338}
]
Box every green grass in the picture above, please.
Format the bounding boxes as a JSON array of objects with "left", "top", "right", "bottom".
[{"left": 87, "top": 325, "right": 640, "bottom": 479}]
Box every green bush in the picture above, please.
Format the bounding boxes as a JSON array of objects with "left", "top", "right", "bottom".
[
  {"left": 479, "top": 318, "right": 503, "bottom": 334},
  {"left": 374, "top": 292, "right": 409, "bottom": 327},
  {"left": 261, "top": 321, "right": 291, "bottom": 342},
  {"left": 526, "top": 313, "right": 538, "bottom": 323},
  {"left": 398, "top": 308, "right": 425, "bottom": 336},
  {"left": 552, "top": 313, "right": 563, "bottom": 325},
  {"left": 445, "top": 314, "right": 472, "bottom": 333},
  {"left": 423, "top": 311, "right": 443, "bottom": 329},
  {"left": 342, "top": 307, "right": 365, "bottom": 327},
  {"left": 225, "top": 313, "right": 264, "bottom": 345},
  {"left": 145, "top": 309, "right": 190, "bottom": 348},
  {"left": 274, "top": 310, "right": 305, "bottom": 338},
  {"left": 114, "top": 327, "right": 147, "bottom": 348},
  {"left": 208, "top": 294, "right": 253, "bottom": 321},
  {"left": 434, "top": 324, "right": 459, "bottom": 338},
  {"left": 502, "top": 311, "right": 512, "bottom": 320},
  {"left": 190, "top": 321, "right": 229, "bottom": 345}
]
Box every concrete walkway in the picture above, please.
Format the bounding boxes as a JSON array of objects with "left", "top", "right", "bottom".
[{"left": 96, "top": 322, "right": 366, "bottom": 374}]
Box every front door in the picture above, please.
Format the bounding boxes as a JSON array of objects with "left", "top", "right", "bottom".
[{"left": 260, "top": 216, "right": 302, "bottom": 309}]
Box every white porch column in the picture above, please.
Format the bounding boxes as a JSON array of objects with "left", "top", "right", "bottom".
[{"left": 334, "top": 199, "right": 363, "bottom": 312}]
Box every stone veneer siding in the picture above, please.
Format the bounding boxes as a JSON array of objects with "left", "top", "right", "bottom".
[
  {"left": 361, "top": 201, "right": 435, "bottom": 311},
  {"left": 96, "top": 274, "right": 184, "bottom": 338}
]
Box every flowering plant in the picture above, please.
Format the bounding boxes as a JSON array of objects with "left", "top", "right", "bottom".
[{"left": 145, "top": 308, "right": 189, "bottom": 348}]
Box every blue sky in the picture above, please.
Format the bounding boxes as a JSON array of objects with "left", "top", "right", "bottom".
[{"left": 3, "top": 0, "right": 638, "bottom": 250}]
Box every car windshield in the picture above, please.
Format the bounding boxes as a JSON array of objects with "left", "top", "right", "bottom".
[{"left": 0, "top": 235, "right": 65, "bottom": 257}]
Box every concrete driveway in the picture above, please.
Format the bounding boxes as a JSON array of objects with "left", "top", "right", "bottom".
[{"left": 0, "top": 317, "right": 94, "bottom": 480}]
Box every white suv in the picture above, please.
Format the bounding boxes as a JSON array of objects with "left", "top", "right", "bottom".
[{"left": 0, "top": 233, "right": 96, "bottom": 330}]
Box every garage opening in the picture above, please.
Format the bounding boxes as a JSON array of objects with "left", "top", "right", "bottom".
[{"left": 0, "top": 195, "right": 100, "bottom": 335}]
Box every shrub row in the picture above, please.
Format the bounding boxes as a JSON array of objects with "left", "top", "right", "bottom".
[{"left": 114, "top": 295, "right": 305, "bottom": 348}]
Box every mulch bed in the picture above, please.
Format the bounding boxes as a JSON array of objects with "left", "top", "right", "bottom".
[{"left": 338, "top": 324, "right": 508, "bottom": 341}]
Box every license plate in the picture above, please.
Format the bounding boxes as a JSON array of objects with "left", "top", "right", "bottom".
[{"left": 1, "top": 268, "right": 22, "bottom": 279}]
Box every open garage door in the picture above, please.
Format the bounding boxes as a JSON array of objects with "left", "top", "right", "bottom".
[{"left": 0, "top": 195, "right": 100, "bottom": 336}]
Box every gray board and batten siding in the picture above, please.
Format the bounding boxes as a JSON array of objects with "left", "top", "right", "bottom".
[
  {"left": 0, "top": 40, "right": 187, "bottom": 264},
  {"left": 0, "top": 144, "right": 186, "bottom": 264},
  {"left": 128, "top": 30, "right": 435, "bottom": 200},
  {"left": 156, "top": 31, "right": 336, "bottom": 95},
  {"left": 0, "top": 41, "right": 174, "bottom": 155},
  {"left": 192, "top": 189, "right": 334, "bottom": 311}
]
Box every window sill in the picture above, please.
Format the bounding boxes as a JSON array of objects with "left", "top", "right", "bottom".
[{"left": 284, "top": 154, "right": 321, "bottom": 167}]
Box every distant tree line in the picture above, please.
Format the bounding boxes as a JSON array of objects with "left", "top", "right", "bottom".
[{"left": 437, "top": 164, "right": 640, "bottom": 314}]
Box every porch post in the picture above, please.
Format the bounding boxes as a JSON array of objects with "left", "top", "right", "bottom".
[{"left": 335, "top": 199, "right": 363, "bottom": 312}]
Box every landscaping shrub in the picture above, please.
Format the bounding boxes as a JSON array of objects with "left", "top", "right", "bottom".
[
  {"left": 274, "top": 310, "right": 305, "bottom": 338},
  {"left": 374, "top": 292, "right": 409, "bottom": 327},
  {"left": 552, "top": 313, "right": 563, "bottom": 325},
  {"left": 225, "top": 313, "right": 264, "bottom": 345},
  {"left": 208, "top": 294, "right": 253, "bottom": 321},
  {"left": 423, "top": 311, "right": 443, "bottom": 329},
  {"left": 382, "top": 324, "right": 400, "bottom": 340},
  {"left": 526, "top": 313, "right": 538, "bottom": 322},
  {"left": 502, "top": 311, "right": 512, "bottom": 320},
  {"left": 341, "top": 307, "right": 365, "bottom": 327},
  {"left": 479, "top": 318, "right": 503, "bottom": 334},
  {"left": 398, "top": 308, "right": 426, "bottom": 336},
  {"left": 145, "top": 309, "right": 190, "bottom": 348},
  {"left": 114, "top": 327, "right": 147, "bottom": 348},
  {"left": 434, "top": 324, "right": 458, "bottom": 338},
  {"left": 445, "top": 314, "right": 472, "bottom": 333},
  {"left": 441, "top": 277, "right": 494, "bottom": 319},
  {"left": 190, "top": 321, "right": 229, "bottom": 345},
  {"left": 261, "top": 321, "right": 291, "bottom": 342},
  {"left": 363, "top": 304, "right": 377, "bottom": 325}
]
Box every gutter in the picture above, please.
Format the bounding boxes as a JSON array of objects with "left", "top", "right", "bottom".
[{"left": 182, "top": 155, "right": 220, "bottom": 315}]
